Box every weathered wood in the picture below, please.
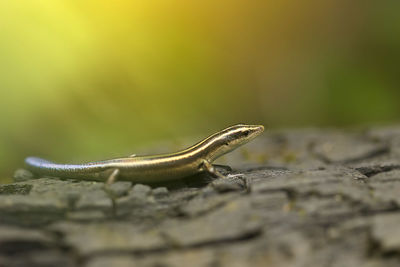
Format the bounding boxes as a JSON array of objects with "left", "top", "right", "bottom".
[{"left": 1, "top": 126, "right": 400, "bottom": 267}]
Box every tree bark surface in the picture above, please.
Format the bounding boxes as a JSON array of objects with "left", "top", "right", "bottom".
[{"left": 1, "top": 126, "right": 400, "bottom": 267}]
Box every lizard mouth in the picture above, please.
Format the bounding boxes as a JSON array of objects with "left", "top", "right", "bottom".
[{"left": 248, "top": 125, "right": 265, "bottom": 138}]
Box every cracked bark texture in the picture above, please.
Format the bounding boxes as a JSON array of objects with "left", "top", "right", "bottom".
[{"left": 2, "top": 126, "right": 400, "bottom": 267}]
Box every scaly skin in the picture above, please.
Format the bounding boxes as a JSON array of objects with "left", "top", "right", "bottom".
[{"left": 25, "top": 124, "right": 264, "bottom": 183}]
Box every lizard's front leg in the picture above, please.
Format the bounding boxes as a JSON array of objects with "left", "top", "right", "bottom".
[{"left": 201, "top": 160, "right": 225, "bottom": 179}]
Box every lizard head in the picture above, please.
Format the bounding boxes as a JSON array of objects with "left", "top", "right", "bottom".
[
  {"left": 222, "top": 124, "right": 265, "bottom": 148},
  {"left": 204, "top": 124, "right": 265, "bottom": 161}
]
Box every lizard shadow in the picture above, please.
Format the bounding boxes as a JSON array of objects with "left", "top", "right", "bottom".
[{"left": 141, "top": 165, "right": 233, "bottom": 190}]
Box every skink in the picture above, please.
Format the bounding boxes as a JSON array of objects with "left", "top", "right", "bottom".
[{"left": 25, "top": 124, "right": 264, "bottom": 183}]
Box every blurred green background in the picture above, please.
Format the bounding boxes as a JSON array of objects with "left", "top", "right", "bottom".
[{"left": 1, "top": 1, "right": 399, "bottom": 183}]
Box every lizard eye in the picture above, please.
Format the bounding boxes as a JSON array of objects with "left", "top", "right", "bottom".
[{"left": 243, "top": 130, "right": 250, "bottom": 137}]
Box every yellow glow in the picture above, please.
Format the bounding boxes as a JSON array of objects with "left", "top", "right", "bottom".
[{"left": 0, "top": 1, "right": 399, "bottom": 181}]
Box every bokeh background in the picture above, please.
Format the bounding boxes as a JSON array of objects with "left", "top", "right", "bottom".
[{"left": 1, "top": 1, "right": 399, "bottom": 183}]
